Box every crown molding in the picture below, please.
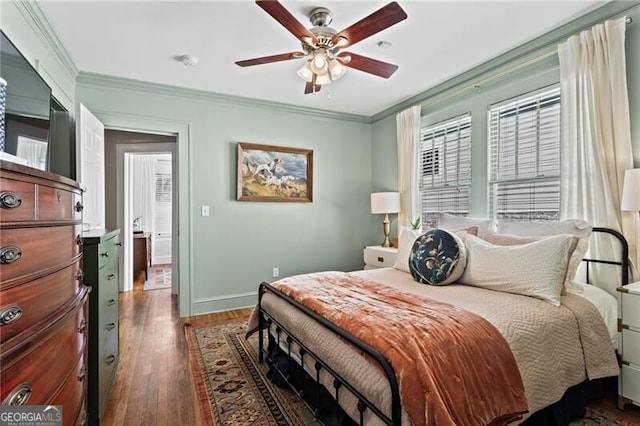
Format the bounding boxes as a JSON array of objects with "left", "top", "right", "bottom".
[
  {"left": 371, "top": 1, "right": 640, "bottom": 123},
  {"left": 14, "top": 0, "right": 78, "bottom": 79},
  {"left": 76, "top": 72, "right": 371, "bottom": 124}
]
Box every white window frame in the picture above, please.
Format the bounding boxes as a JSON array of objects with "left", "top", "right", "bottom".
[
  {"left": 488, "top": 86, "right": 561, "bottom": 222},
  {"left": 419, "top": 114, "right": 472, "bottom": 228}
]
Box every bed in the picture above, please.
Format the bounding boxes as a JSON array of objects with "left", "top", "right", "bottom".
[{"left": 247, "top": 225, "right": 629, "bottom": 426}]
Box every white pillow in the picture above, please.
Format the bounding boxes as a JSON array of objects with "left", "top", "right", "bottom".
[
  {"left": 482, "top": 230, "right": 580, "bottom": 294},
  {"left": 393, "top": 226, "right": 422, "bottom": 273},
  {"left": 438, "top": 212, "right": 496, "bottom": 238},
  {"left": 494, "top": 219, "right": 592, "bottom": 292},
  {"left": 459, "top": 233, "right": 573, "bottom": 306}
]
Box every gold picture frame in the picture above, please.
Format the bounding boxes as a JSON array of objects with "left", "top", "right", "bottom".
[{"left": 237, "top": 142, "right": 313, "bottom": 202}]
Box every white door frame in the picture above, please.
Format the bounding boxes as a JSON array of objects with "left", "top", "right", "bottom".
[
  {"left": 116, "top": 142, "right": 176, "bottom": 293},
  {"left": 84, "top": 109, "right": 191, "bottom": 318}
]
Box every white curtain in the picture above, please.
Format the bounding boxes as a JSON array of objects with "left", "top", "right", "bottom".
[
  {"left": 396, "top": 105, "right": 422, "bottom": 229},
  {"left": 558, "top": 16, "right": 639, "bottom": 291},
  {"left": 130, "top": 155, "right": 156, "bottom": 234}
]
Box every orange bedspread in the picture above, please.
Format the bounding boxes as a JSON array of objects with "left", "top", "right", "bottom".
[{"left": 271, "top": 271, "right": 528, "bottom": 426}]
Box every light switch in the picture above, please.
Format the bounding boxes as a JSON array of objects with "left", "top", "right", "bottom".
[{"left": 201, "top": 205, "right": 210, "bottom": 217}]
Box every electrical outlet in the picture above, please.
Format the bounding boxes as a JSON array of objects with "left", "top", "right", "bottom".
[
  {"left": 272, "top": 267, "right": 279, "bottom": 278},
  {"left": 201, "top": 205, "right": 210, "bottom": 217}
]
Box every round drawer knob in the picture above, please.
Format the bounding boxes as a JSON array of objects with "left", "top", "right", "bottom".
[
  {"left": 0, "top": 245, "right": 22, "bottom": 264},
  {"left": 0, "top": 191, "right": 22, "bottom": 209},
  {"left": 105, "top": 322, "right": 116, "bottom": 331},
  {"left": 75, "top": 201, "right": 84, "bottom": 212},
  {"left": 105, "top": 355, "right": 116, "bottom": 366},
  {"left": 76, "top": 270, "right": 84, "bottom": 282},
  {"left": 101, "top": 251, "right": 110, "bottom": 257},
  {"left": 0, "top": 304, "right": 23, "bottom": 326},
  {"left": 2, "top": 383, "right": 32, "bottom": 405}
]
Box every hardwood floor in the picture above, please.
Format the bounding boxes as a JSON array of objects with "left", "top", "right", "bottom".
[{"left": 100, "top": 271, "right": 251, "bottom": 426}]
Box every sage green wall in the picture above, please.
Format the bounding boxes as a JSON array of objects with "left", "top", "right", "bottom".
[
  {"left": 75, "top": 76, "right": 374, "bottom": 314},
  {"left": 371, "top": 2, "right": 640, "bottom": 219}
]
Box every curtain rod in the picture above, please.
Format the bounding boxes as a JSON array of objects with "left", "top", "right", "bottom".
[{"left": 419, "top": 15, "right": 633, "bottom": 112}]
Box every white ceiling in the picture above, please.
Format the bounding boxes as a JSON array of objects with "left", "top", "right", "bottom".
[{"left": 37, "top": 0, "right": 603, "bottom": 117}]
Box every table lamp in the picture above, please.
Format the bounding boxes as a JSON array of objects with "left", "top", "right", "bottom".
[
  {"left": 621, "top": 168, "right": 640, "bottom": 213},
  {"left": 371, "top": 192, "right": 400, "bottom": 247}
]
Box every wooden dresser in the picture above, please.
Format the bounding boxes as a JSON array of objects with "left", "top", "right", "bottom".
[
  {"left": 0, "top": 160, "right": 88, "bottom": 425},
  {"left": 82, "top": 229, "right": 120, "bottom": 425}
]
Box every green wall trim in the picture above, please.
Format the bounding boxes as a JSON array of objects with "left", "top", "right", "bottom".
[
  {"left": 76, "top": 72, "right": 371, "bottom": 124},
  {"left": 15, "top": 0, "right": 78, "bottom": 81},
  {"left": 371, "top": 0, "right": 640, "bottom": 122}
]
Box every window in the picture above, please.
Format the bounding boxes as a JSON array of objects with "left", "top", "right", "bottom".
[
  {"left": 488, "top": 87, "right": 561, "bottom": 221},
  {"left": 419, "top": 114, "right": 472, "bottom": 228},
  {"left": 154, "top": 169, "right": 172, "bottom": 236}
]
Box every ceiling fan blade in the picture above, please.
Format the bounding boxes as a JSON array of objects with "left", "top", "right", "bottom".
[
  {"left": 304, "top": 81, "right": 321, "bottom": 95},
  {"left": 257, "top": 1, "right": 318, "bottom": 44},
  {"left": 338, "top": 52, "right": 399, "bottom": 78},
  {"left": 235, "top": 51, "right": 305, "bottom": 67},
  {"left": 332, "top": 2, "right": 407, "bottom": 48}
]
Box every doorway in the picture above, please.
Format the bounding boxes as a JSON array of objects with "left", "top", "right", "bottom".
[
  {"left": 127, "top": 152, "right": 173, "bottom": 291},
  {"left": 104, "top": 129, "right": 177, "bottom": 294}
]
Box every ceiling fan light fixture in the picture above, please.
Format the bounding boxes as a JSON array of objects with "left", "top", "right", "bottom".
[
  {"left": 334, "top": 36, "right": 349, "bottom": 48},
  {"left": 310, "top": 50, "right": 329, "bottom": 74},
  {"left": 297, "top": 62, "right": 313, "bottom": 82},
  {"left": 328, "top": 59, "right": 346, "bottom": 80},
  {"left": 315, "top": 72, "right": 331, "bottom": 86}
]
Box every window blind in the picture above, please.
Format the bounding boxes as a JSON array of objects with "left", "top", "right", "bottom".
[
  {"left": 419, "top": 114, "right": 472, "bottom": 228},
  {"left": 154, "top": 172, "right": 172, "bottom": 235},
  {"left": 488, "top": 87, "right": 561, "bottom": 221}
]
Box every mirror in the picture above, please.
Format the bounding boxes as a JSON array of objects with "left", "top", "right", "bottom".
[{"left": 0, "top": 30, "right": 52, "bottom": 170}]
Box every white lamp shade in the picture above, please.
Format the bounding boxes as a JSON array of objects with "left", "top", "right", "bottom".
[
  {"left": 621, "top": 168, "right": 640, "bottom": 211},
  {"left": 371, "top": 192, "right": 400, "bottom": 214}
]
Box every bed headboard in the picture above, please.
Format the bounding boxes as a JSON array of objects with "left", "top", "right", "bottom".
[{"left": 582, "top": 227, "right": 629, "bottom": 286}]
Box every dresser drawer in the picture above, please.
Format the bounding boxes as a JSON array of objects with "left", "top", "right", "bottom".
[
  {"left": 99, "top": 259, "right": 119, "bottom": 288},
  {"left": 363, "top": 247, "right": 397, "bottom": 268},
  {"left": 0, "top": 297, "right": 88, "bottom": 404},
  {"left": 98, "top": 333, "right": 118, "bottom": 414},
  {"left": 0, "top": 261, "right": 82, "bottom": 344},
  {"left": 622, "top": 329, "right": 640, "bottom": 366},
  {"left": 38, "top": 185, "right": 82, "bottom": 222},
  {"left": 50, "top": 351, "right": 88, "bottom": 426},
  {"left": 97, "top": 237, "right": 120, "bottom": 270},
  {"left": 621, "top": 364, "right": 640, "bottom": 404},
  {"left": 622, "top": 292, "right": 640, "bottom": 330},
  {"left": 1, "top": 225, "right": 82, "bottom": 285},
  {"left": 0, "top": 177, "right": 36, "bottom": 222}
]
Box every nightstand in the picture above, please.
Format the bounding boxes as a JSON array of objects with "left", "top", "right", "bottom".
[
  {"left": 618, "top": 281, "right": 640, "bottom": 409},
  {"left": 363, "top": 246, "right": 398, "bottom": 270}
]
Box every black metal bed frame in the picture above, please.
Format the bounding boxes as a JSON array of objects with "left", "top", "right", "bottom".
[{"left": 257, "top": 227, "right": 629, "bottom": 426}]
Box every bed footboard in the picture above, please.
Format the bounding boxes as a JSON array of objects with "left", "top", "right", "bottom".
[{"left": 258, "top": 282, "right": 401, "bottom": 425}]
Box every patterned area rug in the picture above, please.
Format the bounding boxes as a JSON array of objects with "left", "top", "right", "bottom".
[
  {"left": 185, "top": 318, "right": 636, "bottom": 426},
  {"left": 185, "top": 318, "right": 318, "bottom": 425},
  {"left": 143, "top": 266, "right": 171, "bottom": 291}
]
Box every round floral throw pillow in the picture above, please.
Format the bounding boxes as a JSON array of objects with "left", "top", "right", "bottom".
[{"left": 409, "top": 228, "right": 467, "bottom": 286}]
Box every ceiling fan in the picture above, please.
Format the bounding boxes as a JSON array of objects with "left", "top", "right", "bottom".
[{"left": 235, "top": 1, "right": 408, "bottom": 94}]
